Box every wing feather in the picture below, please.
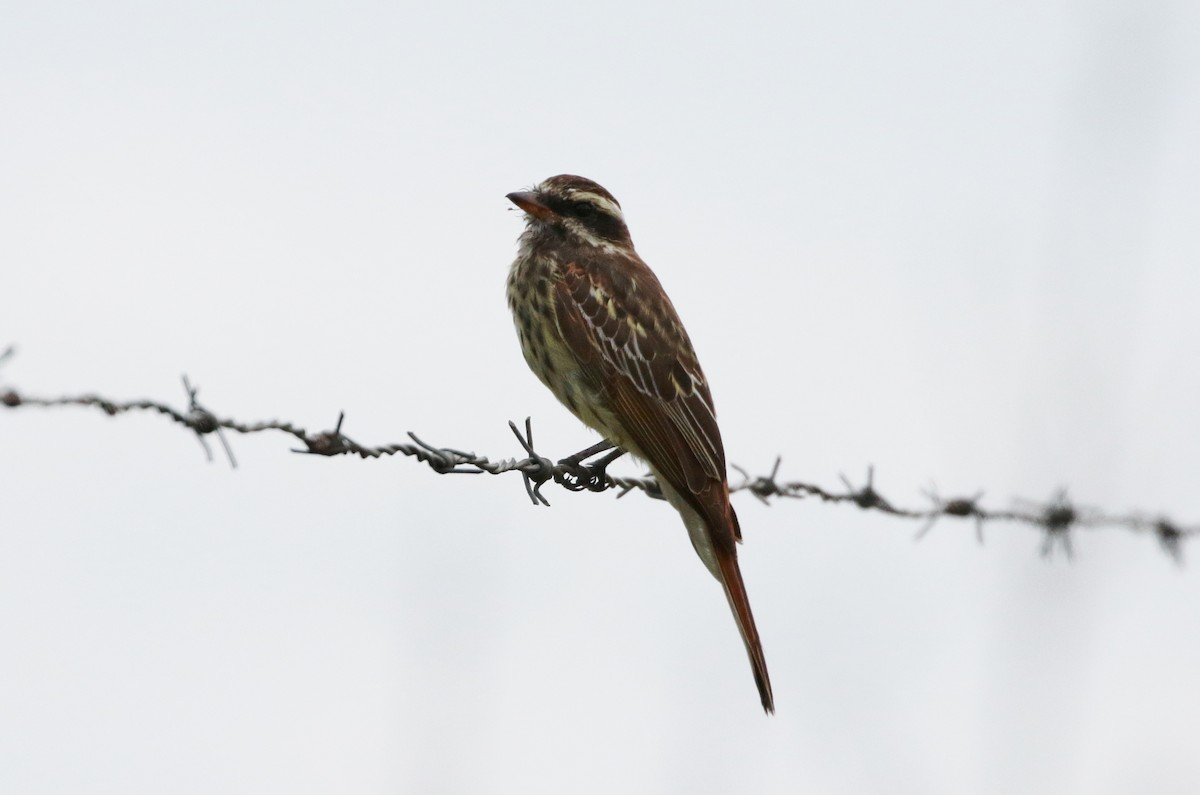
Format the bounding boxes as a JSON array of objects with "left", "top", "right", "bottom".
[{"left": 552, "top": 256, "right": 728, "bottom": 501}]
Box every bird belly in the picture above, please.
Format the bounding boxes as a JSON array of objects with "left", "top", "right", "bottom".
[{"left": 524, "top": 327, "right": 623, "bottom": 442}]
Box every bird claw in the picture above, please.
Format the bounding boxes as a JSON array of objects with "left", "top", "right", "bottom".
[
  {"left": 553, "top": 443, "right": 626, "bottom": 493},
  {"left": 554, "top": 458, "right": 610, "bottom": 492}
]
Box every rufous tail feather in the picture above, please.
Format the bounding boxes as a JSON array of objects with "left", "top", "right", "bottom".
[{"left": 714, "top": 542, "right": 774, "bottom": 713}]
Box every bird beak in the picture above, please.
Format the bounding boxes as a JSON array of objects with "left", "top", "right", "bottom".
[{"left": 506, "top": 191, "right": 555, "bottom": 220}]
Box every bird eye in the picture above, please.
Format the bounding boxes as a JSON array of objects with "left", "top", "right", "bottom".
[{"left": 574, "top": 202, "right": 597, "bottom": 219}]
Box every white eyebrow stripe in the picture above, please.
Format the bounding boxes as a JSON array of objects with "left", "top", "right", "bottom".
[{"left": 565, "top": 191, "right": 624, "bottom": 221}]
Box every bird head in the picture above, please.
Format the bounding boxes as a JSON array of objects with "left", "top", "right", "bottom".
[{"left": 507, "top": 175, "right": 633, "bottom": 250}]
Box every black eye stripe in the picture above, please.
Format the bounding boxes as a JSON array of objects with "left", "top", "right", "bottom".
[
  {"left": 547, "top": 196, "right": 602, "bottom": 220},
  {"left": 540, "top": 193, "right": 631, "bottom": 246}
]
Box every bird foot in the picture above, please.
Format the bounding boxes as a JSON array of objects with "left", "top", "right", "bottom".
[{"left": 554, "top": 442, "right": 626, "bottom": 493}]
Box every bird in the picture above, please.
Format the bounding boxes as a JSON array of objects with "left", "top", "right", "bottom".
[{"left": 505, "top": 174, "right": 774, "bottom": 712}]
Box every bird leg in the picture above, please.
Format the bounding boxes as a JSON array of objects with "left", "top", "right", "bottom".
[{"left": 555, "top": 440, "right": 627, "bottom": 492}]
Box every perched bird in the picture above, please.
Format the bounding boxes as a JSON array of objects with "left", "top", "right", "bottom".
[{"left": 506, "top": 174, "right": 773, "bottom": 712}]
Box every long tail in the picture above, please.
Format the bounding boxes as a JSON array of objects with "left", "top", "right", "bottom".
[{"left": 714, "top": 542, "right": 774, "bottom": 713}]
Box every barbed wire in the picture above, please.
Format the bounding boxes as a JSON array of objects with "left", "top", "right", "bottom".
[{"left": 1, "top": 353, "right": 1194, "bottom": 562}]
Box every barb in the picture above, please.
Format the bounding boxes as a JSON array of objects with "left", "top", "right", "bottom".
[
  {"left": 181, "top": 374, "right": 237, "bottom": 468},
  {"left": 1035, "top": 490, "right": 1079, "bottom": 560},
  {"left": 2, "top": 362, "right": 1196, "bottom": 561},
  {"left": 917, "top": 485, "right": 986, "bottom": 543}
]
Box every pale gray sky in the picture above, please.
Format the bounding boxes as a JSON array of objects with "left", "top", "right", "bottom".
[{"left": 2, "top": 1, "right": 1199, "bottom": 793}]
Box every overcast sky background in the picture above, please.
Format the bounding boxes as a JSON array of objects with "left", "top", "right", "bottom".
[{"left": 2, "top": 1, "right": 1199, "bottom": 793}]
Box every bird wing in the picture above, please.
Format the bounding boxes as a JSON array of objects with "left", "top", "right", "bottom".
[{"left": 552, "top": 256, "right": 738, "bottom": 545}]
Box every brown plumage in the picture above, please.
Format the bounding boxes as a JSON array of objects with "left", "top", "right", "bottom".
[{"left": 506, "top": 174, "right": 774, "bottom": 712}]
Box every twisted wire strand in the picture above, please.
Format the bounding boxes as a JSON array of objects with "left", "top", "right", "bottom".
[{"left": 2, "top": 364, "right": 1193, "bottom": 562}]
